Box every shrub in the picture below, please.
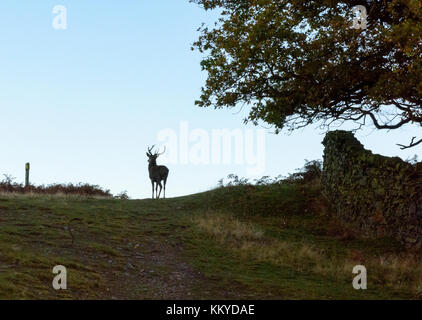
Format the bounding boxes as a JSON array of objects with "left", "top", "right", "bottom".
[
  {"left": 0, "top": 175, "right": 112, "bottom": 197},
  {"left": 115, "top": 191, "right": 130, "bottom": 200},
  {"left": 284, "top": 160, "right": 322, "bottom": 185}
]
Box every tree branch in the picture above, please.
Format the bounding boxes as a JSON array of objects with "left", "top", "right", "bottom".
[{"left": 397, "top": 137, "right": 422, "bottom": 150}]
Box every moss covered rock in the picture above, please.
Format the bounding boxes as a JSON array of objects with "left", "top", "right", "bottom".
[{"left": 322, "top": 130, "right": 422, "bottom": 248}]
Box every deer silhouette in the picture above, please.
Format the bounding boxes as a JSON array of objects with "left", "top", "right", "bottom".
[{"left": 146, "top": 145, "right": 169, "bottom": 199}]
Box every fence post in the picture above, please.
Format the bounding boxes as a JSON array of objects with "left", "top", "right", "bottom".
[{"left": 25, "top": 163, "right": 30, "bottom": 187}]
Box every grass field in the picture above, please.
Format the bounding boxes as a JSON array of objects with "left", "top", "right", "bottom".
[{"left": 0, "top": 183, "right": 421, "bottom": 300}]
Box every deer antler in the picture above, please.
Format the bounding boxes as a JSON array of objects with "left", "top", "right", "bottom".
[
  {"left": 147, "top": 145, "right": 155, "bottom": 156},
  {"left": 156, "top": 146, "right": 166, "bottom": 156}
]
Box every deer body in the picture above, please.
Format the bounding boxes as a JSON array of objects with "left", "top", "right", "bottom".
[{"left": 147, "top": 146, "right": 169, "bottom": 199}]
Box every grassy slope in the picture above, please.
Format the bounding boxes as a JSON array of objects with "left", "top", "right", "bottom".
[{"left": 0, "top": 185, "right": 419, "bottom": 300}]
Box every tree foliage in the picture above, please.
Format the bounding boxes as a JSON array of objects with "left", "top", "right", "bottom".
[{"left": 192, "top": 0, "right": 422, "bottom": 148}]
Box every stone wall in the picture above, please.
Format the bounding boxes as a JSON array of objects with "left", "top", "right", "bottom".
[{"left": 322, "top": 130, "right": 422, "bottom": 248}]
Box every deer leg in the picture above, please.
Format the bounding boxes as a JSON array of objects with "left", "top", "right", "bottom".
[
  {"left": 163, "top": 177, "right": 167, "bottom": 199},
  {"left": 157, "top": 181, "right": 163, "bottom": 199},
  {"left": 155, "top": 182, "right": 159, "bottom": 199},
  {"left": 151, "top": 181, "right": 154, "bottom": 199}
]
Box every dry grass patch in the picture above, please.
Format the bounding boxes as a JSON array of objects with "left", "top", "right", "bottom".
[
  {"left": 193, "top": 211, "right": 422, "bottom": 298},
  {"left": 192, "top": 212, "right": 327, "bottom": 271},
  {"left": 193, "top": 213, "right": 264, "bottom": 242}
]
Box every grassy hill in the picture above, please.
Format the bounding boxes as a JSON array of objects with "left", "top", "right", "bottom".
[{"left": 0, "top": 182, "right": 421, "bottom": 300}]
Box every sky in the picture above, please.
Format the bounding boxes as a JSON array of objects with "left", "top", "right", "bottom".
[{"left": 0, "top": 1, "right": 420, "bottom": 199}]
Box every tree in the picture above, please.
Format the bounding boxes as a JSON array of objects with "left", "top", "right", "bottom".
[{"left": 192, "top": 0, "right": 422, "bottom": 149}]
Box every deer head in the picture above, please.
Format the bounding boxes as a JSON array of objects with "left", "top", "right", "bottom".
[{"left": 146, "top": 145, "right": 166, "bottom": 166}]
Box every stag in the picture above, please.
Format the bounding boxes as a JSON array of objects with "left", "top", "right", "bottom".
[{"left": 146, "top": 145, "right": 169, "bottom": 199}]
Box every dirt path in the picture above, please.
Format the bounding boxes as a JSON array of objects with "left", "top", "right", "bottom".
[{"left": 100, "top": 238, "right": 205, "bottom": 299}]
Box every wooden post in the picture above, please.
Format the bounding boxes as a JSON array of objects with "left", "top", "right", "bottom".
[{"left": 25, "top": 163, "right": 30, "bottom": 187}]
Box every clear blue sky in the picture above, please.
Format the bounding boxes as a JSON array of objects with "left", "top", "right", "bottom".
[{"left": 0, "top": 1, "right": 420, "bottom": 199}]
